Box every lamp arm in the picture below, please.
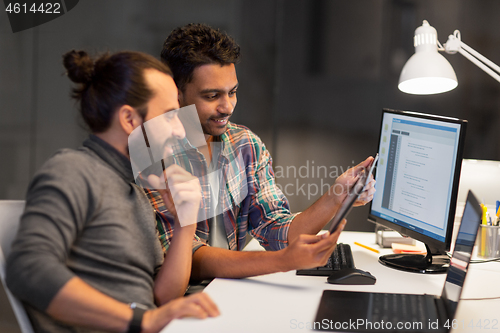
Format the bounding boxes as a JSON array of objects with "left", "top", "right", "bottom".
[
  {"left": 459, "top": 41, "right": 500, "bottom": 74},
  {"left": 457, "top": 46, "right": 500, "bottom": 83},
  {"left": 443, "top": 30, "right": 500, "bottom": 83}
]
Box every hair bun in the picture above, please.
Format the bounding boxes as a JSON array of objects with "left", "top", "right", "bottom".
[{"left": 63, "top": 50, "right": 94, "bottom": 84}]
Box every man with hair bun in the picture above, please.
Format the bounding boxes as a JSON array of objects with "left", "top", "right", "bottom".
[
  {"left": 147, "top": 23, "right": 376, "bottom": 281},
  {"left": 6, "top": 49, "right": 219, "bottom": 333}
]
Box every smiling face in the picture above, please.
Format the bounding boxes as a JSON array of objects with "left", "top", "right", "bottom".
[{"left": 178, "top": 63, "right": 238, "bottom": 139}]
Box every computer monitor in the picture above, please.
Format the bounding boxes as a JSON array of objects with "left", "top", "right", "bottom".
[
  {"left": 368, "top": 109, "right": 467, "bottom": 273},
  {"left": 457, "top": 159, "right": 500, "bottom": 206}
]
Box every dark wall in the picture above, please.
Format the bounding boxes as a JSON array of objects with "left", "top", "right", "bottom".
[{"left": 1, "top": 0, "right": 499, "bottom": 231}]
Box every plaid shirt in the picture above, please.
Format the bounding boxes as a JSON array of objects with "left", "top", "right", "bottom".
[{"left": 145, "top": 122, "right": 298, "bottom": 252}]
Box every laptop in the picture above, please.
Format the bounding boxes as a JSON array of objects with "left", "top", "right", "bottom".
[{"left": 314, "top": 190, "right": 482, "bottom": 332}]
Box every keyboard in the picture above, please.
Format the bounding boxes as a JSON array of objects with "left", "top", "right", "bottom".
[{"left": 296, "top": 243, "right": 355, "bottom": 276}]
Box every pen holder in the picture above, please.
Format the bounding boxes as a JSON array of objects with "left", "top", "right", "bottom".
[{"left": 476, "top": 225, "right": 500, "bottom": 259}]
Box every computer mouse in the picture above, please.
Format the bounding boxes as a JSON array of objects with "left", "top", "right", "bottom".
[{"left": 327, "top": 268, "right": 376, "bottom": 285}]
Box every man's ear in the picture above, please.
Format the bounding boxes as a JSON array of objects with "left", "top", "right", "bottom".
[
  {"left": 178, "top": 89, "right": 184, "bottom": 106},
  {"left": 117, "top": 105, "right": 143, "bottom": 135}
]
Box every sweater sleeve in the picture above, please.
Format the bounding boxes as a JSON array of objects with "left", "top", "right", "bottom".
[{"left": 6, "top": 152, "right": 91, "bottom": 311}]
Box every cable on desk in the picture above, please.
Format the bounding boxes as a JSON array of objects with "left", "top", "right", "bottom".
[
  {"left": 445, "top": 252, "right": 500, "bottom": 264},
  {"left": 460, "top": 296, "right": 500, "bottom": 301},
  {"left": 470, "top": 257, "right": 500, "bottom": 264}
]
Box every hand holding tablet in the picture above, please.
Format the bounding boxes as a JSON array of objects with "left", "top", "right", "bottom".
[{"left": 329, "top": 154, "right": 378, "bottom": 233}]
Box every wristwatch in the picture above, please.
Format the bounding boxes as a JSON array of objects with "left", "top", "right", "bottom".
[{"left": 127, "top": 302, "right": 147, "bottom": 333}]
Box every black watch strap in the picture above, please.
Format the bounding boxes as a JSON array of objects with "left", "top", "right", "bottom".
[{"left": 127, "top": 304, "right": 146, "bottom": 333}]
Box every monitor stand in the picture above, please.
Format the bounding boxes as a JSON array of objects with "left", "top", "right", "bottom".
[{"left": 378, "top": 243, "right": 449, "bottom": 274}]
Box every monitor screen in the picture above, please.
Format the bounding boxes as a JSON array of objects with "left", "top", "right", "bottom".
[{"left": 369, "top": 109, "right": 467, "bottom": 273}]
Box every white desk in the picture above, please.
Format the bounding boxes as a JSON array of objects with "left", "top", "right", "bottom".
[{"left": 162, "top": 232, "right": 500, "bottom": 333}]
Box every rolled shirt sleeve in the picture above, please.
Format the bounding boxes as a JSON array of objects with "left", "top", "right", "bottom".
[{"left": 246, "top": 142, "right": 299, "bottom": 251}]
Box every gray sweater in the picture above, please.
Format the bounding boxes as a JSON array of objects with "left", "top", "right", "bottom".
[{"left": 6, "top": 135, "right": 164, "bottom": 332}]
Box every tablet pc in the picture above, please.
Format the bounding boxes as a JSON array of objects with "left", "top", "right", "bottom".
[{"left": 329, "top": 154, "right": 378, "bottom": 233}]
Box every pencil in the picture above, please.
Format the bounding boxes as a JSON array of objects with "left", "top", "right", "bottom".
[{"left": 354, "top": 242, "right": 380, "bottom": 254}]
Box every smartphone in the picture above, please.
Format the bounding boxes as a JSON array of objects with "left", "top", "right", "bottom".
[{"left": 328, "top": 154, "right": 379, "bottom": 233}]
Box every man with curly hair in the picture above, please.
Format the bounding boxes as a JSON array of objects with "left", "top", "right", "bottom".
[{"left": 146, "top": 23, "right": 375, "bottom": 281}]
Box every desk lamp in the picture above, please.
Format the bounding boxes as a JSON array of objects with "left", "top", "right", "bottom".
[{"left": 398, "top": 20, "right": 500, "bottom": 95}]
